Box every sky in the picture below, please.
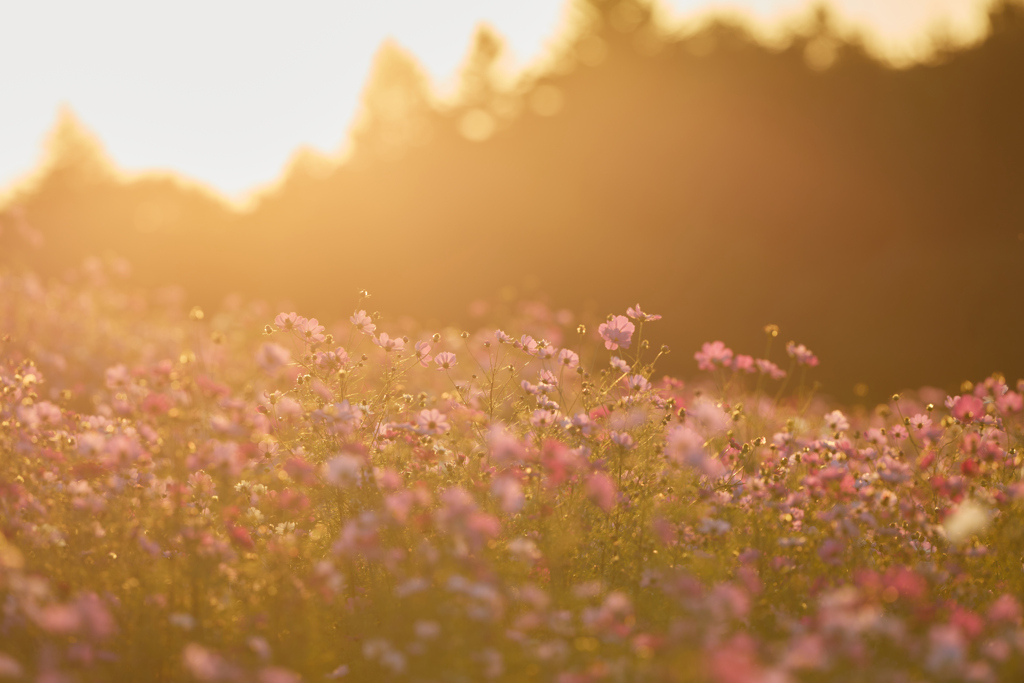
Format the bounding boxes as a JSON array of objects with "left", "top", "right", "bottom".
[{"left": 0, "top": 0, "right": 994, "bottom": 199}]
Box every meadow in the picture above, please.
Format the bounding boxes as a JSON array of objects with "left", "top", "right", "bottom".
[{"left": 1, "top": 258, "right": 1022, "bottom": 682}]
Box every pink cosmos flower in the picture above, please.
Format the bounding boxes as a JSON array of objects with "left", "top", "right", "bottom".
[
  {"left": 350, "top": 310, "right": 376, "bottom": 336},
  {"left": 414, "top": 341, "right": 432, "bottom": 367},
  {"left": 610, "top": 431, "right": 635, "bottom": 449},
  {"left": 298, "top": 318, "right": 326, "bottom": 344},
  {"left": 626, "top": 304, "right": 661, "bottom": 322},
  {"left": 373, "top": 333, "right": 404, "bottom": 352},
  {"left": 996, "top": 390, "right": 1023, "bottom": 414},
  {"left": 824, "top": 410, "right": 849, "bottom": 433},
  {"left": 755, "top": 358, "right": 786, "bottom": 379},
  {"left": 694, "top": 341, "right": 733, "bottom": 371},
  {"left": 314, "top": 347, "right": 349, "bottom": 372},
  {"left": 535, "top": 342, "right": 556, "bottom": 360},
  {"left": 571, "top": 412, "right": 595, "bottom": 436},
  {"left": 516, "top": 335, "right": 539, "bottom": 355},
  {"left": 599, "top": 316, "right": 635, "bottom": 351},
  {"left": 414, "top": 409, "right": 450, "bottom": 435},
  {"left": 557, "top": 348, "right": 579, "bottom": 369},
  {"left": 626, "top": 374, "right": 650, "bottom": 393},
  {"left": 586, "top": 472, "right": 617, "bottom": 512},
  {"left": 733, "top": 354, "right": 755, "bottom": 373},
  {"left": 539, "top": 369, "right": 559, "bottom": 387},
  {"left": 530, "top": 409, "right": 558, "bottom": 427},
  {"left": 256, "top": 343, "right": 291, "bottom": 373},
  {"left": 610, "top": 356, "right": 630, "bottom": 374},
  {"left": 491, "top": 477, "right": 525, "bottom": 514},
  {"left": 666, "top": 425, "right": 726, "bottom": 479},
  {"left": 495, "top": 329, "right": 513, "bottom": 344},
  {"left": 786, "top": 341, "right": 819, "bottom": 367},
  {"left": 275, "top": 312, "right": 306, "bottom": 331},
  {"left": 951, "top": 395, "right": 984, "bottom": 422},
  {"left": 909, "top": 413, "right": 932, "bottom": 431},
  {"left": 105, "top": 364, "right": 130, "bottom": 389},
  {"left": 434, "top": 351, "right": 457, "bottom": 370}
]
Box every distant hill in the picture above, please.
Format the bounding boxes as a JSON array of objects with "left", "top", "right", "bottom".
[{"left": 3, "top": 0, "right": 1024, "bottom": 403}]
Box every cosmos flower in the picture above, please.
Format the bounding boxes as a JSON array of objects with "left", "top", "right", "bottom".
[
  {"left": 599, "top": 316, "right": 635, "bottom": 351},
  {"left": 350, "top": 310, "right": 376, "bottom": 336},
  {"left": 434, "top": 351, "right": 457, "bottom": 370}
]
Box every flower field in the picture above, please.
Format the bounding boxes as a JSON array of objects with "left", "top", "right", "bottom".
[{"left": 1, "top": 260, "right": 1023, "bottom": 682}]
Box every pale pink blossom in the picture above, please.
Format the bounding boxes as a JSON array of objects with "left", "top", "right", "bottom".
[
  {"left": 610, "top": 356, "right": 630, "bottom": 374},
  {"left": 610, "top": 431, "right": 635, "bottom": 449},
  {"left": 298, "top": 317, "right": 326, "bottom": 344},
  {"left": 434, "top": 351, "right": 457, "bottom": 370},
  {"left": 666, "top": 425, "right": 726, "bottom": 479},
  {"left": 256, "top": 343, "right": 291, "bottom": 373},
  {"left": 598, "top": 316, "right": 635, "bottom": 351},
  {"left": 586, "top": 472, "right": 617, "bottom": 512},
  {"left": 626, "top": 303, "right": 661, "bottom": 321},
  {"left": 694, "top": 341, "right": 733, "bottom": 371},
  {"left": 824, "top": 410, "right": 849, "bottom": 433},
  {"left": 373, "top": 333, "right": 404, "bottom": 352},
  {"left": 626, "top": 374, "right": 650, "bottom": 393},
  {"left": 733, "top": 354, "right": 755, "bottom": 373},
  {"left": 350, "top": 310, "right": 376, "bottom": 335},
  {"left": 275, "top": 312, "right": 306, "bottom": 331},
  {"left": 414, "top": 409, "right": 450, "bottom": 435},
  {"left": 515, "top": 335, "right": 539, "bottom": 355},
  {"left": 495, "top": 329, "right": 514, "bottom": 344},
  {"left": 557, "top": 348, "right": 579, "bottom": 369},
  {"left": 414, "top": 341, "right": 432, "bottom": 366},
  {"left": 909, "top": 413, "right": 932, "bottom": 431},
  {"left": 785, "top": 341, "right": 819, "bottom": 367},
  {"left": 755, "top": 358, "right": 786, "bottom": 379},
  {"left": 530, "top": 409, "right": 558, "bottom": 428}
]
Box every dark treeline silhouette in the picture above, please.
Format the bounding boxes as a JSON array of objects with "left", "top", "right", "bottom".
[{"left": 3, "top": 0, "right": 1024, "bottom": 403}]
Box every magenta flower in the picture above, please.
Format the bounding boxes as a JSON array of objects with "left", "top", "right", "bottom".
[
  {"left": 434, "top": 351, "right": 457, "bottom": 370},
  {"left": 694, "top": 341, "right": 733, "bottom": 371},
  {"left": 350, "top": 310, "right": 376, "bottom": 336},
  {"left": 626, "top": 304, "right": 661, "bottom": 322},
  {"left": 373, "top": 333, "right": 404, "bottom": 352},
  {"left": 598, "top": 316, "right": 635, "bottom": 351}
]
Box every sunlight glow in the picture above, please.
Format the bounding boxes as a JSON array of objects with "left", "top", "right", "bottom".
[{"left": 0, "top": 0, "right": 994, "bottom": 199}]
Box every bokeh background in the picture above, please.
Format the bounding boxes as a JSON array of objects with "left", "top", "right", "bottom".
[{"left": 2, "top": 0, "right": 1023, "bottom": 403}]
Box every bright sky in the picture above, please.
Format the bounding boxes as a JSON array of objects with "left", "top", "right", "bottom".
[{"left": 0, "top": 0, "right": 992, "bottom": 198}]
